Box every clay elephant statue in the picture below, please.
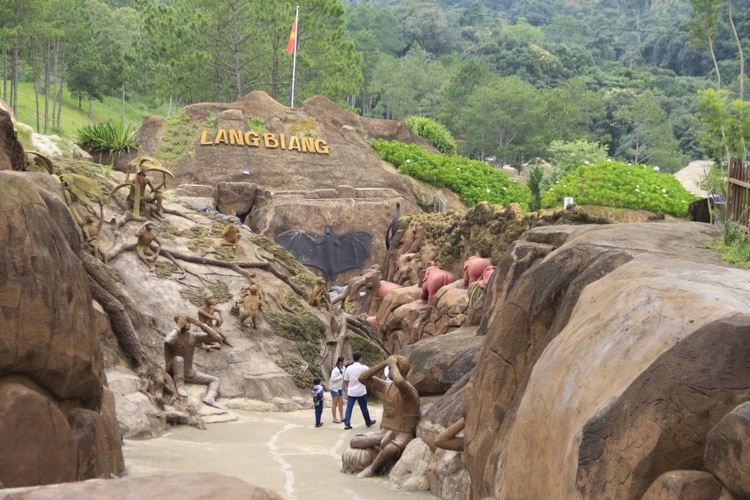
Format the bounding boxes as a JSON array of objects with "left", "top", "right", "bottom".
[
  {"left": 421, "top": 263, "right": 457, "bottom": 306},
  {"left": 478, "top": 265, "right": 496, "bottom": 288},
  {"left": 463, "top": 255, "right": 493, "bottom": 286},
  {"left": 378, "top": 280, "right": 401, "bottom": 298}
]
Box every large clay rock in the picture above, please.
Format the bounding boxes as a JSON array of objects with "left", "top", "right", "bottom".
[
  {"left": 0, "top": 108, "right": 24, "bottom": 171},
  {"left": 704, "top": 401, "right": 750, "bottom": 497},
  {"left": 0, "top": 171, "right": 124, "bottom": 486},
  {"left": 167, "top": 92, "right": 425, "bottom": 199},
  {"left": 464, "top": 221, "right": 750, "bottom": 499},
  {"left": 641, "top": 470, "right": 722, "bottom": 500},
  {"left": 0, "top": 472, "right": 281, "bottom": 500},
  {"left": 249, "top": 188, "right": 419, "bottom": 283},
  {"left": 401, "top": 327, "right": 481, "bottom": 396}
]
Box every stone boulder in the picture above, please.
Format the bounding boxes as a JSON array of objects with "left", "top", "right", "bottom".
[
  {"left": 463, "top": 221, "right": 750, "bottom": 499},
  {"left": 164, "top": 92, "right": 426, "bottom": 200},
  {"left": 0, "top": 472, "right": 281, "bottom": 500},
  {"left": 641, "top": 470, "right": 722, "bottom": 500},
  {"left": 704, "top": 400, "right": 750, "bottom": 497},
  {"left": 401, "top": 327, "right": 481, "bottom": 396},
  {"left": 0, "top": 108, "right": 24, "bottom": 171},
  {"left": 0, "top": 171, "right": 123, "bottom": 487}
]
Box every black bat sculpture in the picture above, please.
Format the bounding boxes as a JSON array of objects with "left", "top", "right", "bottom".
[{"left": 276, "top": 226, "right": 373, "bottom": 282}]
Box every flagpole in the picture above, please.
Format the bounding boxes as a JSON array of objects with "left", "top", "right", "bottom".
[{"left": 290, "top": 6, "right": 299, "bottom": 108}]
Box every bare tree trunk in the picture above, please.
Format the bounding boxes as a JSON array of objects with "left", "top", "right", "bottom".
[
  {"left": 11, "top": 40, "right": 19, "bottom": 114},
  {"left": 82, "top": 252, "right": 178, "bottom": 410},
  {"left": 727, "top": 0, "right": 746, "bottom": 162},
  {"left": 33, "top": 78, "right": 40, "bottom": 133},
  {"left": 43, "top": 40, "right": 51, "bottom": 134}
]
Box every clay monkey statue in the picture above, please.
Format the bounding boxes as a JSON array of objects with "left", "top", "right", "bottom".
[
  {"left": 135, "top": 221, "right": 161, "bottom": 272},
  {"left": 221, "top": 216, "right": 241, "bottom": 249},
  {"left": 197, "top": 297, "right": 233, "bottom": 348},
  {"left": 309, "top": 277, "right": 330, "bottom": 310},
  {"left": 240, "top": 284, "right": 263, "bottom": 329},
  {"left": 82, "top": 213, "right": 105, "bottom": 262}
]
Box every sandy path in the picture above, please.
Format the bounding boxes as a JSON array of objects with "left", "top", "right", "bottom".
[{"left": 123, "top": 405, "right": 436, "bottom": 500}]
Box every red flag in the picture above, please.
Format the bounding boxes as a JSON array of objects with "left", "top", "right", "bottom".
[{"left": 286, "top": 17, "right": 297, "bottom": 55}]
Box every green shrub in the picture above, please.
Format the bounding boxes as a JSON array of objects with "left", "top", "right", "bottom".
[
  {"left": 541, "top": 160, "right": 698, "bottom": 217},
  {"left": 404, "top": 116, "right": 457, "bottom": 155},
  {"left": 713, "top": 222, "right": 750, "bottom": 267},
  {"left": 373, "top": 140, "right": 531, "bottom": 210},
  {"left": 76, "top": 121, "right": 137, "bottom": 152}
]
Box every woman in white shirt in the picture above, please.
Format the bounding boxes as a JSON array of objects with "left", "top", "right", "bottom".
[{"left": 329, "top": 356, "right": 346, "bottom": 423}]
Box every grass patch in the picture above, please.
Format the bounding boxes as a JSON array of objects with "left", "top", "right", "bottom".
[
  {"left": 11, "top": 80, "right": 168, "bottom": 140},
  {"left": 713, "top": 222, "right": 750, "bottom": 267}
]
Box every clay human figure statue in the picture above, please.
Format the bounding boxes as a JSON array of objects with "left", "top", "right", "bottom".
[
  {"left": 164, "top": 312, "right": 225, "bottom": 408},
  {"left": 221, "top": 216, "right": 241, "bottom": 249},
  {"left": 309, "top": 276, "right": 330, "bottom": 310},
  {"left": 351, "top": 354, "right": 420, "bottom": 479},
  {"left": 197, "top": 297, "right": 233, "bottom": 349},
  {"left": 133, "top": 169, "right": 164, "bottom": 217},
  {"left": 385, "top": 202, "right": 401, "bottom": 250},
  {"left": 240, "top": 284, "right": 263, "bottom": 329},
  {"left": 82, "top": 213, "right": 105, "bottom": 262},
  {"left": 135, "top": 221, "right": 161, "bottom": 272},
  {"left": 434, "top": 417, "right": 465, "bottom": 452}
]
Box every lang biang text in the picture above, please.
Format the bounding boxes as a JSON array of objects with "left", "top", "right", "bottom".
[{"left": 200, "top": 130, "right": 330, "bottom": 154}]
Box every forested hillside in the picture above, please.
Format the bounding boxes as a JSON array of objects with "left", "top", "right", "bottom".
[{"left": 1, "top": 0, "right": 748, "bottom": 173}]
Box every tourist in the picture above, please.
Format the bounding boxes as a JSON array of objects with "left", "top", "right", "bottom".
[
  {"left": 312, "top": 377, "right": 325, "bottom": 427},
  {"left": 342, "top": 352, "right": 376, "bottom": 430},
  {"left": 329, "top": 356, "right": 346, "bottom": 423}
]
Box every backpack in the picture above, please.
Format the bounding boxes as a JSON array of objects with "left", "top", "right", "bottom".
[{"left": 313, "top": 385, "right": 324, "bottom": 405}]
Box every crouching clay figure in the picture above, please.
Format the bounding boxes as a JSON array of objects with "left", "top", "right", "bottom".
[
  {"left": 342, "top": 355, "right": 420, "bottom": 478},
  {"left": 164, "top": 312, "right": 224, "bottom": 408}
]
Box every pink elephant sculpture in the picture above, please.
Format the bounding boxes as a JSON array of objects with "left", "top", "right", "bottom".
[
  {"left": 421, "top": 262, "right": 457, "bottom": 306},
  {"left": 378, "top": 280, "right": 401, "bottom": 298},
  {"left": 463, "top": 255, "right": 493, "bottom": 286}
]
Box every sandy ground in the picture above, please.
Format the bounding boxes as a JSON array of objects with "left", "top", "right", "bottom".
[{"left": 123, "top": 405, "right": 437, "bottom": 500}]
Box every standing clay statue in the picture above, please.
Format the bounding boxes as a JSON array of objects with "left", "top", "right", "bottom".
[
  {"left": 133, "top": 169, "right": 164, "bottom": 217},
  {"left": 197, "top": 297, "right": 233, "bottom": 348},
  {"left": 221, "top": 216, "right": 241, "bottom": 249},
  {"left": 434, "top": 417, "right": 466, "bottom": 452},
  {"left": 346, "top": 355, "right": 420, "bottom": 479},
  {"left": 135, "top": 221, "right": 161, "bottom": 272},
  {"left": 309, "top": 276, "right": 329, "bottom": 310},
  {"left": 240, "top": 284, "right": 263, "bottom": 329},
  {"left": 164, "top": 312, "right": 224, "bottom": 408}
]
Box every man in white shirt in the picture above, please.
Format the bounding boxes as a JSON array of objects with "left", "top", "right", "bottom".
[{"left": 342, "top": 351, "right": 377, "bottom": 430}]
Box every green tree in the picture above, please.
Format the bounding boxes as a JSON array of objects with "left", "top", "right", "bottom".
[
  {"left": 457, "top": 74, "right": 547, "bottom": 164},
  {"left": 613, "top": 91, "right": 688, "bottom": 172},
  {"left": 541, "top": 139, "right": 609, "bottom": 192}
]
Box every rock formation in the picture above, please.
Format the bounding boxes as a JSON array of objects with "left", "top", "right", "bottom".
[
  {"left": 0, "top": 171, "right": 123, "bottom": 486},
  {"left": 4, "top": 91, "right": 750, "bottom": 500}
]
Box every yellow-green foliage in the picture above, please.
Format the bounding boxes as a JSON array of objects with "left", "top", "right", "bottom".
[
  {"left": 265, "top": 294, "right": 326, "bottom": 387},
  {"left": 288, "top": 119, "right": 317, "bottom": 137},
  {"left": 278, "top": 353, "right": 313, "bottom": 388},
  {"left": 179, "top": 281, "right": 232, "bottom": 307},
  {"left": 154, "top": 260, "right": 177, "bottom": 278},
  {"left": 347, "top": 335, "right": 386, "bottom": 366},
  {"left": 157, "top": 111, "right": 213, "bottom": 161},
  {"left": 251, "top": 236, "right": 309, "bottom": 276}
]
